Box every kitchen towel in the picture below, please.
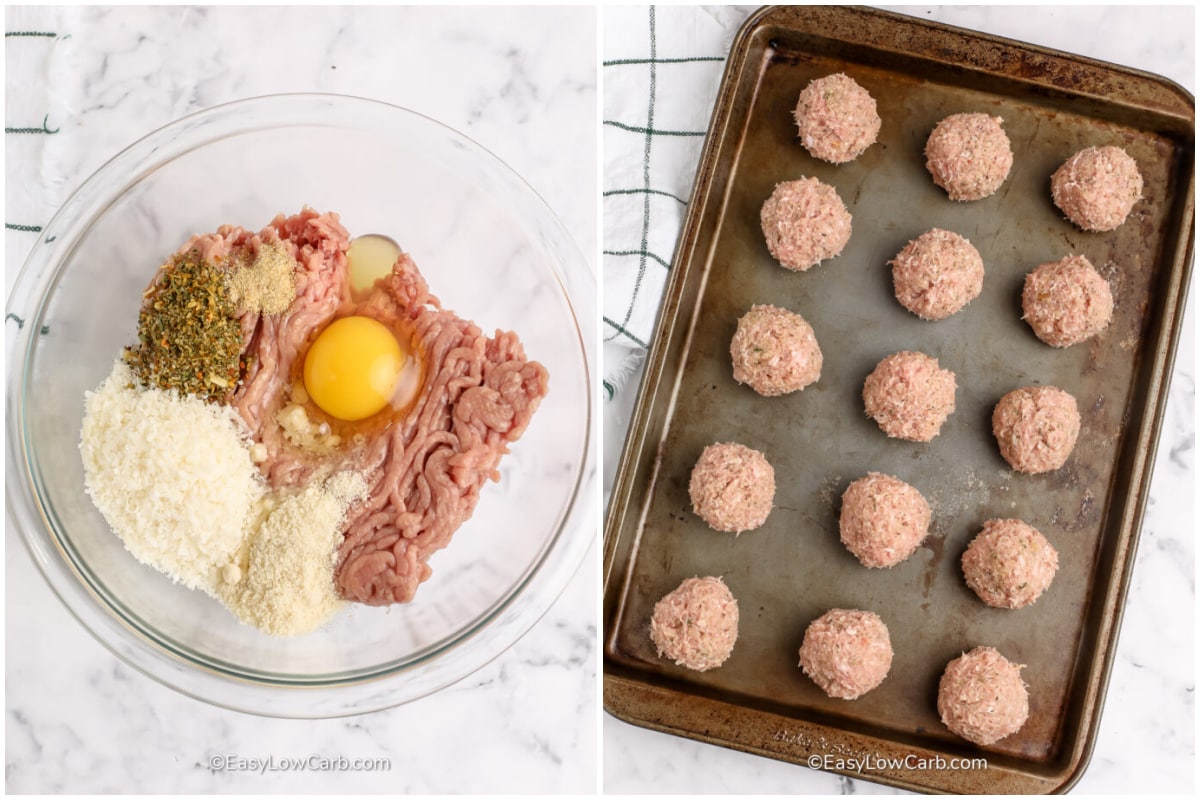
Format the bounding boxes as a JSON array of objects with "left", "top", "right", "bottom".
[{"left": 601, "top": 5, "right": 754, "bottom": 401}]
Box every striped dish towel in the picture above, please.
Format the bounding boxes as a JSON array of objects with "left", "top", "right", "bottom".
[
  {"left": 4, "top": 9, "right": 73, "bottom": 302},
  {"left": 601, "top": 5, "right": 754, "bottom": 402}
]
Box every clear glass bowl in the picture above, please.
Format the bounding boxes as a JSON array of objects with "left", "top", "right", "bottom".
[{"left": 5, "top": 94, "right": 595, "bottom": 717}]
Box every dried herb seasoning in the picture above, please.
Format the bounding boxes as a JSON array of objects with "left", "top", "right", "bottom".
[{"left": 124, "top": 249, "right": 245, "bottom": 402}]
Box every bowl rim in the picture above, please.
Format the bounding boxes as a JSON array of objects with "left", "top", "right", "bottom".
[{"left": 5, "top": 91, "right": 597, "bottom": 718}]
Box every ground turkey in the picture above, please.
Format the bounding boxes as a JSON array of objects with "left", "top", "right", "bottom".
[
  {"left": 1022, "top": 255, "right": 1113, "bottom": 347},
  {"left": 793, "top": 73, "right": 881, "bottom": 164},
  {"left": 1051, "top": 145, "right": 1143, "bottom": 232},
  {"left": 730, "top": 304, "right": 822, "bottom": 396},
  {"left": 798, "top": 609, "right": 893, "bottom": 700},
  {"left": 650, "top": 576, "right": 739, "bottom": 672},
  {"left": 840, "top": 472, "right": 932, "bottom": 568},
  {"left": 862, "top": 351, "right": 957, "bottom": 442},
  {"left": 938, "top": 646, "right": 1029, "bottom": 746},
  {"left": 891, "top": 229, "right": 984, "bottom": 320},
  {"left": 925, "top": 113, "right": 1014, "bottom": 201},
  {"left": 962, "top": 519, "right": 1059, "bottom": 609},
  {"left": 992, "top": 386, "right": 1080, "bottom": 474},
  {"left": 760, "top": 178, "right": 853, "bottom": 271},
  {"left": 688, "top": 442, "right": 775, "bottom": 533}
]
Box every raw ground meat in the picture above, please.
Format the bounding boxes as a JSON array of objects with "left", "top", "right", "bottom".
[
  {"left": 839, "top": 472, "right": 931, "bottom": 568},
  {"left": 1051, "top": 145, "right": 1143, "bottom": 232},
  {"left": 1022, "top": 255, "right": 1114, "bottom": 347},
  {"left": 793, "top": 73, "right": 881, "bottom": 164},
  {"left": 650, "top": 576, "right": 739, "bottom": 672},
  {"left": 992, "top": 385, "right": 1080, "bottom": 474},
  {"left": 938, "top": 646, "right": 1029, "bottom": 746},
  {"left": 688, "top": 442, "right": 775, "bottom": 533},
  {"left": 962, "top": 519, "right": 1059, "bottom": 609},
  {"left": 798, "top": 608, "right": 893, "bottom": 700},
  {"left": 924, "top": 113, "right": 1013, "bottom": 201},
  {"left": 760, "top": 178, "right": 853, "bottom": 271},
  {"left": 188, "top": 209, "right": 549, "bottom": 605},
  {"left": 729, "top": 304, "right": 822, "bottom": 396},
  {"left": 862, "top": 351, "right": 957, "bottom": 442},
  {"left": 890, "top": 228, "right": 984, "bottom": 321}
]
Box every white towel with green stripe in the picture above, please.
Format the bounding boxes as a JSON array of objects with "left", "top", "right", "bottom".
[{"left": 601, "top": 5, "right": 752, "bottom": 402}]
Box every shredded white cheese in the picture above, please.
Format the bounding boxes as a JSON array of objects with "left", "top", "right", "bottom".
[{"left": 79, "top": 360, "right": 265, "bottom": 595}]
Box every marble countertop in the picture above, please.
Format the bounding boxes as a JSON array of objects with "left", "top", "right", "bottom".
[
  {"left": 602, "top": 5, "right": 1195, "bottom": 795},
  {"left": 5, "top": 6, "right": 596, "bottom": 794}
]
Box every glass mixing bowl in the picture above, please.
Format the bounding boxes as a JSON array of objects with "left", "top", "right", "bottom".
[{"left": 5, "top": 94, "right": 595, "bottom": 717}]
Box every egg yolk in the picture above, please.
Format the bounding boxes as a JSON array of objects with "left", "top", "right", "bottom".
[{"left": 303, "top": 316, "right": 406, "bottom": 421}]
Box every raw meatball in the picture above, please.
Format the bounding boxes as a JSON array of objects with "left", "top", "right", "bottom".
[
  {"left": 650, "top": 576, "right": 739, "bottom": 672},
  {"left": 862, "top": 351, "right": 957, "bottom": 442},
  {"left": 938, "top": 646, "right": 1029, "bottom": 746},
  {"left": 798, "top": 609, "right": 893, "bottom": 700},
  {"left": 1022, "top": 255, "right": 1114, "bottom": 347},
  {"left": 925, "top": 113, "right": 1014, "bottom": 201},
  {"left": 730, "top": 304, "right": 823, "bottom": 396},
  {"left": 1051, "top": 145, "right": 1143, "bottom": 232},
  {"left": 840, "top": 472, "right": 932, "bottom": 568},
  {"left": 992, "top": 386, "right": 1081, "bottom": 474},
  {"left": 689, "top": 442, "right": 775, "bottom": 533},
  {"left": 793, "top": 73, "right": 881, "bottom": 164},
  {"left": 962, "top": 519, "right": 1059, "bottom": 609},
  {"left": 760, "top": 178, "right": 853, "bottom": 271},
  {"left": 891, "top": 229, "right": 985, "bottom": 320}
]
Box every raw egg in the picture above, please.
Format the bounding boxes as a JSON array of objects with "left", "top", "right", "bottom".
[{"left": 303, "top": 316, "right": 406, "bottom": 421}]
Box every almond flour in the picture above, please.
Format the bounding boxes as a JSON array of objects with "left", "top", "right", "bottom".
[{"left": 218, "top": 471, "right": 367, "bottom": 637}]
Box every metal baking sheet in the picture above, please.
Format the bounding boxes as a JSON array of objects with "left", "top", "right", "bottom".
[{"left": 602, "top": 6, "right": 1194, "bottom": 794}]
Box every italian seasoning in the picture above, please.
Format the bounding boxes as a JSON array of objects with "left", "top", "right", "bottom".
[{"left": 124, "top": 249, "right": 245, "bottom": 402}]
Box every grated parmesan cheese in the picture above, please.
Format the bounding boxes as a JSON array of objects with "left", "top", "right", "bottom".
[{"left": 80, "top": 360, "right": 265, "bottom": 595}]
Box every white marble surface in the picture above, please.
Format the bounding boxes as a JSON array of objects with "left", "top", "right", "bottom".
[
  {"left": 5, "top": 5, "right": 597, "bottom": 794},
  {"left": 602, "top": 5, "right": 1195, "bottom": 795}
]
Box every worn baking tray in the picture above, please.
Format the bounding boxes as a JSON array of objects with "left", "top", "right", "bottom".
[{"left": 602, "top": 5, "right": 1194, "bottom": 795}]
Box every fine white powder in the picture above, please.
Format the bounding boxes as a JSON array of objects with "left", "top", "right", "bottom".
[
  {"left": 218, "top": 471, "right": 367, "bottom": 637},
  {"left": 80, "top": 360, "right": 265, "bottom": 595}
]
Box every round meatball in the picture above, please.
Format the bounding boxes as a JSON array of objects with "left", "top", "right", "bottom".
[
  {"left": 760, "top": 178, "right": 853, "bottom": 271},
  {"left": 962, "top": 519, "right": 1059, "bottom": 609},
  {"left": 793, "top": 73, "right": 881, "bottom": 164},
  {"left": 730, "top": 304, "right": 822, "bottom": 396},
  {"left": 840, "top": 472, "right": 932, "bottom": 568},
  {"left": 891, "top": 228, "right": 985, "bottom": 320},
  {"left": 925, "top": 113, "right": 1014, "bottom": 201},
  {"left": 1022, "top": 255, "right": 1114, "bottom": 347},
  {"left": 798, "top": 609, "right": 893, "bottom": 700},
  {"left": 862, "top": 351, "right": 957, "bottom": 442},
  {"left": 1051, "top": 145, "right": 1143, "bottom": 232},
  {"left": 650, "top": 576, "right": 739, "bottom": 672},
  {"left": 992, "top": 386, "right": 1081, "bottom": 474},
  {"left": 938, "top": 647, "right": 1029, "bottom": 746},
  {"left": 689, "top": 442, "right": 775, "bottom": 533}
]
